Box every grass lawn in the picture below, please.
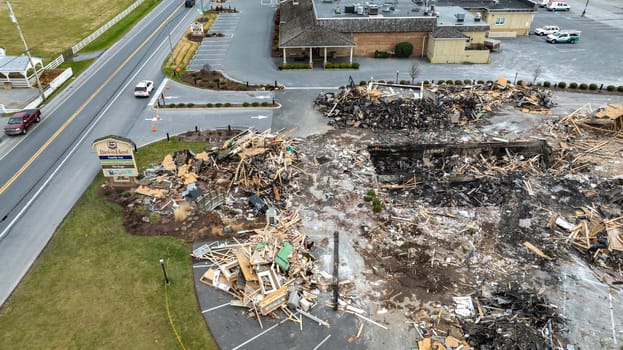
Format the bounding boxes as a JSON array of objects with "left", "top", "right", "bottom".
[
  {"left": 0, "top": 138, "right": 218, "bottom": 350},
  {"left": 0, "top": 0, "right": 135, "bottom": 61}
]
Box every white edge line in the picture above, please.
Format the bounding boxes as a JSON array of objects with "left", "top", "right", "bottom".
[
  {"left": 0, "top": 24, "right": 179, "bottom": 241},
  {"left": 202, "top": 302, "right": 229, "bottom": 313},
  {"left": 149, "top": 77, "right": 168, "bottom": 107},
  {"left": 312, "top": 334, "right": 332, "bottom": 350}
]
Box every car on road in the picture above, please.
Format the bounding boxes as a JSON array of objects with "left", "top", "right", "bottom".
[
  {"left": 546, "top": 2, "right": 570, "bottom": 11},
  {"left": 535, "top": 25, "right": 560, "bottom": 36},
  {"left": 546, "top": 30, "right": 581, "bottom": 44},
  {"left": 185, "top": 0, "right": 195, "bottom": 7},
  {"left": 133, "top": 80, "right": 154, "bottom": 97},
  {"left": 4, "top": 109, "right": 41, "bottom": 135}
]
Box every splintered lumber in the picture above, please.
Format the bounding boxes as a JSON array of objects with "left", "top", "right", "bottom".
[
  {"left": 258, "top": 285, "right": 288, "bottom": 316},
  {"left": 297, "top": 308, "right": 330, "bottom": 327},
  {"left": 522, "top": 241, "right": 552, "bottom": 260}
]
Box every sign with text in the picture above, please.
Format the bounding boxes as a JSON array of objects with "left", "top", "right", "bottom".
[{"left": 91, "top": 136, "right": 138, "bottom": 177}]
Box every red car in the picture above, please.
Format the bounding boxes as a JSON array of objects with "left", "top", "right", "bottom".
[{"left": 4, "top": 109, "right": 41, "bottom": 135}]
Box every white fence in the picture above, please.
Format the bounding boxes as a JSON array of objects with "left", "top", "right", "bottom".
[
  {"left": 45, "top": 55, "right": 65, "bottom": 70},
  {"left": 71, "top": 0, "right": 146, "bottom": 54}
]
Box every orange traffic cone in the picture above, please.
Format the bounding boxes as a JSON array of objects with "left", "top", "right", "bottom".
[{"left": 151, "top": 124, "right": 157, "bottom": 132}]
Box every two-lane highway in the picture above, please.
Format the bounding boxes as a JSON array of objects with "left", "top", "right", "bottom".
[{"left": 0, "top": 1, "right": 199, "bottom": 304}]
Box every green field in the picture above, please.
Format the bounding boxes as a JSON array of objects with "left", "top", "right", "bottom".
[
  {"left": 0, "top": 0, "right": 135, "bottom": 61},
  {"left": 0, "top": 138, "right": 218, "bottom": 349}
]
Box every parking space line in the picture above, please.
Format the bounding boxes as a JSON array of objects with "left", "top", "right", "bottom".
[
  {"left": 201, "top": 302, "right": 230, "bottom": 313},
  {"left": 312, "top": 335, "right": 332, "bottom": 350},
  {"left": 232, "top": 317, "right": 290, "bottom": 350}
]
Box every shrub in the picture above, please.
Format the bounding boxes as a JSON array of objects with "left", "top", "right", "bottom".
[
  {"left": 206, "top": 103, "right": 213, "bottom": 108},
  {"left": 367, "top": 189, "right": 376, "bottom": 196},
  {"left": 352, "top": 62, "right": 360, "bottom": 69},
  {"left": 278, "top": 63, "right": 311, "bottom": 70},
  {"left": 589, "top": 83, "right": 598, "bottom": 90},
  {"left": 395, "top": 42, "right": 413, "bottom": 58},
  {"left": 606, "top": 85, "right": 615, "bottom": 91},
  {"left": 261, "top": 102, "right": 269, "bottom": 107},
  {"left": 400, "top": 80, "right": 409, "bottom": 85},
  {"left": 363, "top": 195, "right": 373, "bottom": 202},
  {"left": 486, "top": 80, "right": 493, "bottom": 84},
  {"left": 187, "top": 103, "right": 194, "bottom": 107},
  {"left": 618, "top": 86, "right": 623, "bottom": 92},
  {"left": 423, "top": 80, "right": 430, "bottom": 85},
  {"left": 149, "top": 213, "right": 161, "bottom": 223},
  {"left": 543, "top": 81, "right": 551, "bottom": 87},
  {"left": 579, "top": 83, "right": 588, "bottom": 90},
  {"left": 177, "top": 103, "right": 186, "bottom": 108},
  {"left": 373, "top": 203, "right": 382, "bottom": 213},
  {"left": 374, "top": 50, "right": 390, "bottom": 58},
  {"left": 215, "top": 102, "right": 223, "bottom": 107},
  {"left": 464, "top": 79, "right": 472, "bottom": 85},
  {"left": 557, "top": 82, "right": 566, "bottom": 89},
  {"left": 252, "top": 102, "right": 260, "bottom": 107},
  {"left": 242, "top": 102, "right": 250, "bottom": 107},
  {"left": 378, "top": 80, "right": 386, "bottom": 84},
  {"left": 569, "top": 82, "right": 578, "bottom": 89},
  {"left": 168, "top": 103, "right": 176, "bottom": 108},
  {"left": 516, "top": 80, "right": 524, "bottom": 86},
  {"left": 477, "top": 80, "right": 484, "bottom": 84},
  {"left": 454, "top": 80, "right": 463, "bottom": 85},
  {"left": 437, "top": 80, "right": 445, "bottom": 84},
  {"left": 224, "top": 102, "right": 232, "bottom": 107},
  {"left": 359, "top": 80, "right": 367, "bottom": 86}
]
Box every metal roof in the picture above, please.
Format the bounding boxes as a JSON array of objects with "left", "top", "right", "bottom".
[{"left": 0, "top": 55, "right": 43, "bottom": 75}]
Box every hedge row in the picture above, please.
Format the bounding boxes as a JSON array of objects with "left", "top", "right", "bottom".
[
  {"left": 324, "top": 62, "right": 360, "bottom": 69},
  {"left": 429, "top": 80, "right": 623, "bottom": 92},
  {"left": 278, "top": 63, "right": 312, "bottom": 70},
  {"left": 166, "top": 101, "right": 273, "bottom": 108}
]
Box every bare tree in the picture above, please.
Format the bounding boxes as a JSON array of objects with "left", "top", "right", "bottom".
[
  {"left": 532, "top": 65, "right": 543, "bottom": 85},
  {"left": 410, "top": 62, "right": 418, "bottom": 84}
]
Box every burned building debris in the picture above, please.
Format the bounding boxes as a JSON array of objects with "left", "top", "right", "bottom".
[{"left": 108, "top": 84, "right": 623, "bottom": 348}]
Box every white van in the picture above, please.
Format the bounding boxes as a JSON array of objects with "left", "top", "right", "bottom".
[{"left": 546, "top": 1, "right": 570, "bottom": 11}]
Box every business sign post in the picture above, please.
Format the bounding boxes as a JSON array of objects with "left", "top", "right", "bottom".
[{"left": 91, "top": 135, "right": 138, "bottom": 185}]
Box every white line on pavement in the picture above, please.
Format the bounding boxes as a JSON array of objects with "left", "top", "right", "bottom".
[
  {"left": 202, "top": 302, "right": 230, "bottom": 313},
  {"left": 232, "top": 317, "right": 290, "bottom": 350},
  {"left": 312, "top": 334, "right": 332, "bottom": 350}
]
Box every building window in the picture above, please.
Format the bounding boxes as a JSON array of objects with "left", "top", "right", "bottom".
[{"left": 495, "top": 17, "right": 505, "bottom": 25}]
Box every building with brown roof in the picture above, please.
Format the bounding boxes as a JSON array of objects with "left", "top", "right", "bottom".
[{"left": 278, "top": 0, "right": 535, "bottom": 65}]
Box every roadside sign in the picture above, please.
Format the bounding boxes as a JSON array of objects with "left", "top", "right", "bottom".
[{"left": 91, "top": 135, "right": 138, "bottom": 177}]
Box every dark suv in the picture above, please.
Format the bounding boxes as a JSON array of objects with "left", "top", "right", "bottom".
[{"left": 185, "top": 0, "right": 195, "bottom": 7}]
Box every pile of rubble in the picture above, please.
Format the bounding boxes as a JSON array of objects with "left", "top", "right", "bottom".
[
  {"left": 314, "top": 82, "right": 554, "bottom": 130},
  {"left": 133, "top": 129, "right": 301, "bottom": 225},
  {"left": 192, "top": 209, "right": 329, "bottom": 328}
]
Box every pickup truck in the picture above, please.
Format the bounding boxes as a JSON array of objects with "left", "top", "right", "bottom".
[
  {"left": 546, "top": 30, "right": 581, "bottom": 44},
  {"left": 4, "top": 108, "right": 41, "bottom": 135}
]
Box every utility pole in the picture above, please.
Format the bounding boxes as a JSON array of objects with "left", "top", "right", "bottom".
[
  {"left": 5, "top": 1, "right": 45, "bottom": 103},
  {"left": 581, "top": 0, "right": 590, "bottom": 17}
]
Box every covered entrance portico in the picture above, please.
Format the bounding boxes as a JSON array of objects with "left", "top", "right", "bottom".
[{"left": 280, "top": 46, "right": 354, "bottom": 67}]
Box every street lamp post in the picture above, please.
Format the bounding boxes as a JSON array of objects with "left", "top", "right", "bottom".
[
  {"left": 396, "top": 70, "right": 399, "bottom": 84},
  {"left": 160, "top": 259, "right": 170, "bottom": 285},
  {"left": 5, "top": 0, "right": 45, "bottom": 103}
]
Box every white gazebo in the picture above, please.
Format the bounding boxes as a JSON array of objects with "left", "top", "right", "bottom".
[{"left": 0, "top": 48, "right": 44, "bottom": 88}]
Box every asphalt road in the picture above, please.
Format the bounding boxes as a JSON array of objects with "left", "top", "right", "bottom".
[{"left": 0, "top": 1, "right": 273, "bottom": 306}]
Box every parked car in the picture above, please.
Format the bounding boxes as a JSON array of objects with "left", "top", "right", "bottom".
[
  {"left": 535, "top": 0, "right": 550, "bottom": 7},
  {"left": 133, "top": 80, "right": 154, "bottom": 97},
  {"left": 546, "top": 30, "right": 581, "bottom": 44},
  {"left": 546, "top": 2, "right": 570, "bottom": 11},
  {"left": 4, "top": 109, "right": 41, "bottom": 135},
  {"left": 535, "top": 25, "right": 560, "bottom": 36}
]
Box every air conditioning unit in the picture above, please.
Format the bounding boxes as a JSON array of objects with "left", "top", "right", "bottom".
[
  {"left": 455, "top": 13, "right": 465, "bottom": 22},
  {"left": 474, "top": 12, "right": 482, "bottom": 21},
  {"left": 368, "top": 4, "right": 379, "bottom": 15},
  {"left": 356, "top": 5, "right": 364, "bottom": 14}
]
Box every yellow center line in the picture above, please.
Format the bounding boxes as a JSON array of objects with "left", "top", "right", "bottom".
[{"left": 0, "top": 7, "right": 180, "bottom": 195}]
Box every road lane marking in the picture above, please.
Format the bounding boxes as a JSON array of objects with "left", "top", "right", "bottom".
[
  {"left": 232, "top": 317, "right": 290, "bottom": 350},
  {"left": 0, "top": 7, "right": 182, "bottom": 197}
]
